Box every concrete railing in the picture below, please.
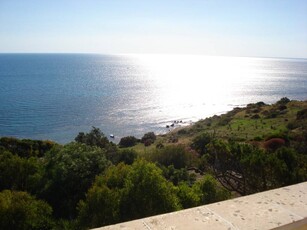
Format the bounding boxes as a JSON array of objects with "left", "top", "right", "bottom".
[{"left": 94, "top": 182, "right": 307, "bottom": 230}]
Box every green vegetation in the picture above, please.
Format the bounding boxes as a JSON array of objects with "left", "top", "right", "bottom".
[
  {"left": 41, "top": 143, "right": 110, "bottom": 219},
  {"left": 141, "top": 132, "right": 156, "bottom": 146},
  {"left": 119, "top": 136, "right": 139, "bottom": 148},
  {"left": 0, "top": 98, "right": 306, "bottom": 229},
  {"left": 0, "top": 190, "right": 54, "bottom": 230},
  {"left": 75, "top": 126, "right": 109, "bottom": 148}
]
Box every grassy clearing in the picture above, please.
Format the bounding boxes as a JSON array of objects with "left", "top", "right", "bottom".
[
  {"left": 125, "top": 100, "right": 307, "bottom": 155},
  {"left": 159, "top": 100, "right": 307, "bottom": 146}
]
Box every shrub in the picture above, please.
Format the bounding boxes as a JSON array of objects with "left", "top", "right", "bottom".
[
  {"left": 75, "top": 126, "right": 109, "bottom": 148},
  {"left": 217, "top": 115, "right": 232, "bottom": 126},
  {"left": 297, "top": 108, "right": 307, "bottom": 120},
  {"left": 287, "top": 121, "right": 299, "bottom": 130},
  {"left": 191, "top": 132, "right": 213, "bottom": 155},
  {"left": 117, "top": 149, "right": 137, "bottom": 165},
  {"left": 277, "top": 97, "right": 290, "bottom": 104},
  {"left": 119, "top": 136, "right": 138, "bottom": 148},
  {"left": 253, "top": 136, "right": 263, "bottom": 141},
  {"left": 193, "top": 175, "right": 231, "bottom": 204},
  {"left": 0, "top": 150, "right": 43, "bottom": 193},
  {"left": 0, "top": 190, "right": 54, "bottom": 230},
  {"left": 177, "top": 182, "right": 200, "bottom": 209},
  {"left": 256, "top": 101, "right": 266, "bottom": 106},
  {"left": 252, "top": 108, "right": 261, "bottom": 113},
  {"left": 0, "top": 137, "right": 55, "bottom": 158},
  {"left": 120, "top": 160, "right": 180, "bottom": 220},
  {"left": 149, "top": 145, "right": 192, "bottom": 169},
  {"left": 178, "top": 129, "right": 188, "bottom": 135},
  {"left": 251, "top": 114, "right": 260, "bottom": 119},
  {"left": 278, "top": 105, "right": 287, "bottom": 111},
  {"left": 264, "top": 138, "right": 286, "bottom": 152},
  {"left": 141, "top": 132, "right": 156, "bottom": 146},
  {"left": 42, "top": 143, "right": 110, "bottom": 219},
  {"left": 160, "top": 165, "right": 192, "bottom": 185},
  {"left": 265, "top": 110, "right": 278, "bottom": 118},
  {"left": 77, "top": 160, "right": 180, "bottom": 228}
]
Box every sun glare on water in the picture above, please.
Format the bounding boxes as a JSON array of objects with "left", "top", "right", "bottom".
[{"left": 128, "top": 54, "right": 256, "bottom": 120}]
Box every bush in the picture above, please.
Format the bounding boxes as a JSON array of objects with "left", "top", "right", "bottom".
[
  {"left": 191, "top": 132, "right": 213, "bottom": 155},
  {"left": 0, "top": 150, "right": 43, "bottom": 193},
  {"left": 77, "top": 163, "right": 131, "bottom": 228},
  {"left": 297, "top": 109, "right": 307, "bottom": 120},
  {"left": 251, "top": 114, "right": 260, "bottom": 119},
  {"left": 193, "top": 175, "right": 231, "bottom": 204},
  {"left": 177, "top": 182, "right": 200, "bottom": 209},
  {"left": 77, "top": 160, "right": 180, "bottom": 228},
  {"left": 287, "top": 121, "right": 299, "bottom": 130},
  {"left": 0, "top": 190, "right": 54, "bottom": 230},
  {"left": 264, "top": 138, "right": 286, "bottom": 152},
  {"left": 156, "top": 142, "right": 164, "bottom": 149},
  {"left": 217, "top": 115, "right": 232, "bottom": 126},
  {"left": 149, "top": 145, "right": 193, "bottom": 169},
  {"left": 277, "top": 97, "right": 290, "bottom": 104},
  {"left": 141, "top": 132, "right": 156, "bottom": 146},
  {"left": 120, "top": 160, "right": 180, "bottom": 220},
  {"left": 256, "top": 101, "right": 266, "bottom": 106},
  {"left": 161, "top": 165, "right": 192, "bottom": 185},
  {"left": 117, "top": 149, "right": 137, "bottom": 165},
  {"left": 0, "top": 137, "right": 55, "bottom": 158},
  {"left": 278, "top": 105, "right": 287, "bottom": 111},
  {"left": 42, "top": 143, "right": 110, "bottom": 219},
  {"left": 75, "top": 127, "right": 109, "bottom": 148},
  {"left": 265, "top": 110, "right": 278, "bottom": 118},
  {"left": 178, "top": 129, "right": 188, "bottom": 135},
  {"left": 119, "top": 136, "right": 138, "bottom": 148},
  {"left": 253, "top": 136, "right": 263, "bottom": 141}
]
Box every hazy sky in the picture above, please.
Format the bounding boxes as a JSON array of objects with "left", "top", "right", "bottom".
[{"left": 0, "top": 0, "right": 306, "bottom": 58}]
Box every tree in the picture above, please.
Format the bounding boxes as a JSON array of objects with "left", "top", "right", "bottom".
[
  {"left": 117, "top": 149, "right": 137, "bottom": 165},
  {"left": 192, "top": 175, "right": 230, "bottom": 204},
  {"left": 119, "top": 136, "right": 138, "bottom": 148},
  {"left": 240, "top": 148, "right": 270, "bottom": 193},
  {"left": 272, "top": 147, "right": 305, "bottom": 186},
  {"left": 0, "top": 137, "right": 55, "bottom": 158},
  {"left": 296, "top": 108, "right": 307, "bottom": 120},
  {"left": 120, "top": 159, "right": 180, "bottom": 221},
  {"left": 277, "top": 97, "right": 290, "bottom": 104},
  {"left": 0, "top": 149, "right": 43, "bottom": 194},
  {"left": 177, "top": 182, "right": 200, "bottom": 209},
  {"left": 41, "top": 143, "right": 110, "bottom": 219},
  {"left": 77, "top": 164, "right": 130, "bottom": 229},
  {"left": 141, "top": 132, "right": 156, "bottom": 146},
  {"left": 149, "top": 145, "right": 192, "bottom": 169},
  {"left": 161, "top": 165, "right": 192, "bottom": 186},
  {"left": 0, "top": 190, "right": 54, "bottom": 230},
  {"left": 191, "top": 132, "right": 213, "bottom": 155},
  {"left": 75, "top": 127, "right": 109, "bottom": 148},
  {"left": 78, "top": 160, "right": 180, "bottom": 229}
]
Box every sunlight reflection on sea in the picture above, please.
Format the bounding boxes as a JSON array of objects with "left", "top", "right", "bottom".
[{"left": 0, "top": 54, "right": 306, "bottom": 143}]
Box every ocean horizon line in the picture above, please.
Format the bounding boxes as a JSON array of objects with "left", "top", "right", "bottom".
[{"left": 0, "top": 52, "right": 306, "bottom": 60}]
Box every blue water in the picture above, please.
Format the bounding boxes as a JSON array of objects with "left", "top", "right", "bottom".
[{"left": 0, "top": 54, "right": 307, "bottom": 143}]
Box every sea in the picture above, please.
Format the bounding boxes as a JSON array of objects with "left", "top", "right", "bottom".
[{"left": 0, "top": 54, "right": 306, "bottom": 143}]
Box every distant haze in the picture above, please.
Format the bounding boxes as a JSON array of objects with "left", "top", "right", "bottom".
[{"left": 0, "top": 0, "right": 306, "bottom": 58}]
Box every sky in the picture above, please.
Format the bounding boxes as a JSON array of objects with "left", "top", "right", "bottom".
[{"left": 0, "top": 0, "right": 306, "bottom": 58}]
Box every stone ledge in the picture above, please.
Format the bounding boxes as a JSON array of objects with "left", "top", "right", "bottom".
[{"left": 93, "top": 182, "right": 307, "bottom": 230}]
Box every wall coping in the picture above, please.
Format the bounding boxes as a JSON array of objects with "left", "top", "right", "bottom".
[{"left": 93, "top": 182, "right": 307, "bottom": 230}]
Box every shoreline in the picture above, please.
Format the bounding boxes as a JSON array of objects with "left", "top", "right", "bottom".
[{"left": 2, "top": 99, "right": 307, "bottom": 144}]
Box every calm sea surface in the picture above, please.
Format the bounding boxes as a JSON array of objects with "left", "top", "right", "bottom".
[{"left": 0, "top": 54, "right": 306, "bottom": 143}]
